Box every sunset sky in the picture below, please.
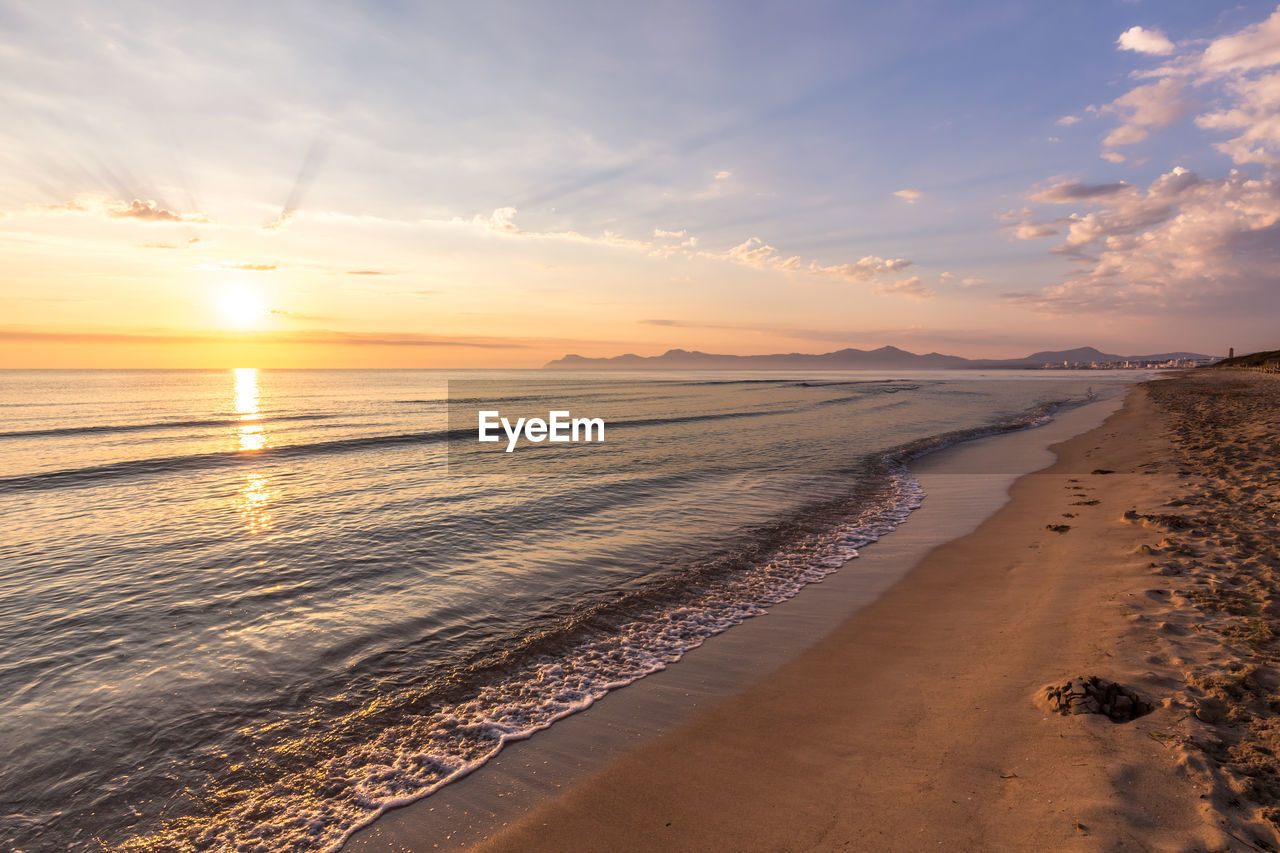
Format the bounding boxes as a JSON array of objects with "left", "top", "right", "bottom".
[{"left": 3, "top": 1, "right": 1279, "bottom": 367}]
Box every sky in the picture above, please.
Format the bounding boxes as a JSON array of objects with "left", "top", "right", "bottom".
[{"left": 2, "top": 0, "right": 1279, "bottom": 367}]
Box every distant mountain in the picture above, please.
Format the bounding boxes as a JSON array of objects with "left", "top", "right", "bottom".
[{"left": 542, "top": 345, "right": 1212, "bottom": 370}]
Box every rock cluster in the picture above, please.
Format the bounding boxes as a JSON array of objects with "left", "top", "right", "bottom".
[{"left": 1040, "top": 675, "right": 1155, "bottom": 722}]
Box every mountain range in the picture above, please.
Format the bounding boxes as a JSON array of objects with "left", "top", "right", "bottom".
[{"left": 542, "top": 345, "right": 1213, "bottom": 370}]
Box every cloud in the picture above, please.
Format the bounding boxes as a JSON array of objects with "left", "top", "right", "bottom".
[
  {"left": 1092, "top": 8, "right": 1280, "bottom": 164},
  {"left": 1200, "top": 7, "right": 1280, "bottom": 73},
  {"left": 224, "top": 263, "right": 277, "bottom": 271},
  {"left": 1015, "top": 4, "right": 1280, "bottom": 320},
  {"left": 724, "top": 237, "right": 795, "bottom": 270},
  {"left": 454, "top": 208, "right": 911, "bottom": 289},
  {"left": 1010, "top": 222, "right": 1059, "bottom": 240},
  {"left": 346, "top": 269, "right": 392, "bottom": 275},
  {"left": 714, "top": 170, "right": 732, "bottom": 180},
  {"left": 40, "top": 196, "right": 210, "bottom": 224},
  {"left": 472, "top": 206, "right": 524, "bottom": 234},
  {"left": 1011, "top": 166, "right": 1280, "bottom": 313},
  {"left": 808, "top": 255, "right": 913, "bottom": 281},
  {"left": 893, "top": 189, "right": 922, "bottom": 203},
  {"left": 0, "top": 326, "right": 571, "bottom": 349},
  {"left": 141, "top": 237, "right": 201, "bottom": 249},
  {"left": 875, "top": 276, "right": 933, "bottom": 301},
  {"left": 109, "top": 199, "right": 209, "bottom": 223},
  {"left": 1030, "top": 181, "right": 1132, "bottom": 203},
  {"left": 1056, "top": 115, "right": 1081, "bottom": 126},
  {"left": 263, "top": 211, "right": 294, "bottom": 231},
  {"left": 1195, "top": 71, "right": 1280, "bottom": 165},
  {"left": 459, "top": 207, "right": 684, "bottom": 255},
  {"left": 1117, "top": 26, "right": 1176, "bottom": 56},
  {"left": 1099, "top": 78, "right": 1189, "bottom": 148}
]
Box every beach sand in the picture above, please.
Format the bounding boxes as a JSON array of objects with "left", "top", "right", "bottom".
[
  {"left": 458, "top": 372, "right": 1280, "bottom": 852},
  {"left": 351, "top": 371, "right": 1280, "bottom": 851}
]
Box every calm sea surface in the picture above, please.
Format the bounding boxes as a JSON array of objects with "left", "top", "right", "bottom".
[{"left": 0, "top": 369, "right": 1138, "bottom": 852}]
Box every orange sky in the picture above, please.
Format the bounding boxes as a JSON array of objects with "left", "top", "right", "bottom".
[{"left": 6, "top": 4, "right": 1280, "bottom": 367}]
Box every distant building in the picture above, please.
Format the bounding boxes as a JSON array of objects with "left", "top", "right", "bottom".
[{"left": 1040, "top": 357, "right": 1204, "bottom": 370}]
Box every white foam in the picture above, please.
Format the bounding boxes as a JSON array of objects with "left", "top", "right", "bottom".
[{"left": 130, "top": 471, "right": 925, "bottom": 852}]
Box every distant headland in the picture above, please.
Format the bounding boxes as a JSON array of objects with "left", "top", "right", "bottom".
[{"left": 543, "top": 345, "right": 1214, "bottom": 371}]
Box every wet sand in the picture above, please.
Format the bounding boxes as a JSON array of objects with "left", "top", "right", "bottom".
[{"left": 465, "top": 372, "right": 1280, "bottom": 852}]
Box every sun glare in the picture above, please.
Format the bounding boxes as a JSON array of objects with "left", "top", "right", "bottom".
[{"left": 218, "top": 287, "right": 267, "bottom": 328}]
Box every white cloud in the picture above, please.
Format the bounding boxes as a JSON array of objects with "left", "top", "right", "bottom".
[
  {"left": 893, "top": 189, "right": 922, "bottom": 202},
  {"left": 1195, "top": 71, "right": 1280, "bottom": 165},
  {"left": 1091, "top": 7, "right": 1280, "bottom": 166},
  {"left": 876, "top": 276, "right": 933, "bottom": 301},
  {"left": 1012, "top": 222, "right": 1059, "bottom": 240},
  {"left": 472, "top": 207, "right": 523, "bottom": 234},
  {"left": 1100, "top": 78, "right": 1189, "bottom": 148},
  {"left": 38, "top": 195, "right": 210, "bottom": 224},
  {"left": 724, "top": 237, "right": 800, "bottom": 271},
  {"left": 1117, "top": 26, "right": 1176, "bottom": 56},
  {"left": 1201, "top": 8, "right": 1280, "bottom": 73},
  {"left": 714, "top": 170, "right": 732, "bottom": 180},
  {"left": 456, "top": 209, "right": 914, "bottom": 290},
  {"left": 808, "top": 255, "right": 913, "bottom": 282},
  {"left": 1056, "top": 115, "right": 1081, "bottom": 126},
  {"left": 1011, "top": 167, "right": 1280, "bottom": 313}
]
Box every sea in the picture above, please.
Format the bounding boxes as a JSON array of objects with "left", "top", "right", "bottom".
[{"left": 0, "top": 368, "right": 1139, "bottom": 852}]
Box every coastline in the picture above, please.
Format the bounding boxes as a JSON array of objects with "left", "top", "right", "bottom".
[
  {"left": 345, "top": 387, "right": 1133, "bottom": 851},
  {"left": 458, "top": 371, "right": 1280, "bottom": 851}
]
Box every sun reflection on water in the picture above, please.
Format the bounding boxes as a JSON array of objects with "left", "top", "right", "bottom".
[
  {"left": 231, "top": 368, "right": 274, "bottom": 532},
  {"left": 233, "top": 367, "right": 266, "bottom": 452},
  {"left": 236, "top": 472, "right": 275, "bottom": 533}
]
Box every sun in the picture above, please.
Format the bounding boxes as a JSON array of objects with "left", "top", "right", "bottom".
[{"left": 218, "top": 287, "right": 267, "bottom": 328}]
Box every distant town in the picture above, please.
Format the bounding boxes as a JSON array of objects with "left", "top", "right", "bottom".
[{"left": 1041, "top": 357, "right": 1216, "bottom": 370}]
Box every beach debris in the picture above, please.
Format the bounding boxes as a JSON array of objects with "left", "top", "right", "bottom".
[
  {"left": 1038, "top": 676, "right": 1156, "bottom": 722},
  {"left": 1046, "top": 524, "right": 1072, "bottom": 533},
  {"left": 1092, "top": 469, "right": 1116, "bottom": 475}
]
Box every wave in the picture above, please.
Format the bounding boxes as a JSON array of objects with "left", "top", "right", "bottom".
[
  {"left": 112, "top": 396, "right": 1078, "bottom": 853},
  {"left": 0, "top": 428, "right": 463, "bottom": 494},
  {"left": 0, "top": 408, "right": 801, "bottom": 494},
  {"left": 0, "top": 414, "right": 332, "bottom": 441}
]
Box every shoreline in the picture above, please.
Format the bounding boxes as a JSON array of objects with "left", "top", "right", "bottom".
[
  {"left": 456, "top": 372, "right": 1280, "bottom": 851},
  {"left": 345, "top": 388, "right": 1132, "bottom": 851}
]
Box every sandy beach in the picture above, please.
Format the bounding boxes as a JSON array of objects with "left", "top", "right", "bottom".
[{"left": 387, "top": 370, "right": 1280, "bottom": 852}]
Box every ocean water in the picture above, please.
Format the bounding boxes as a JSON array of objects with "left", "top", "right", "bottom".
[{"left": 0, "top": 368, "right": 1135, "bottom": 852}]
